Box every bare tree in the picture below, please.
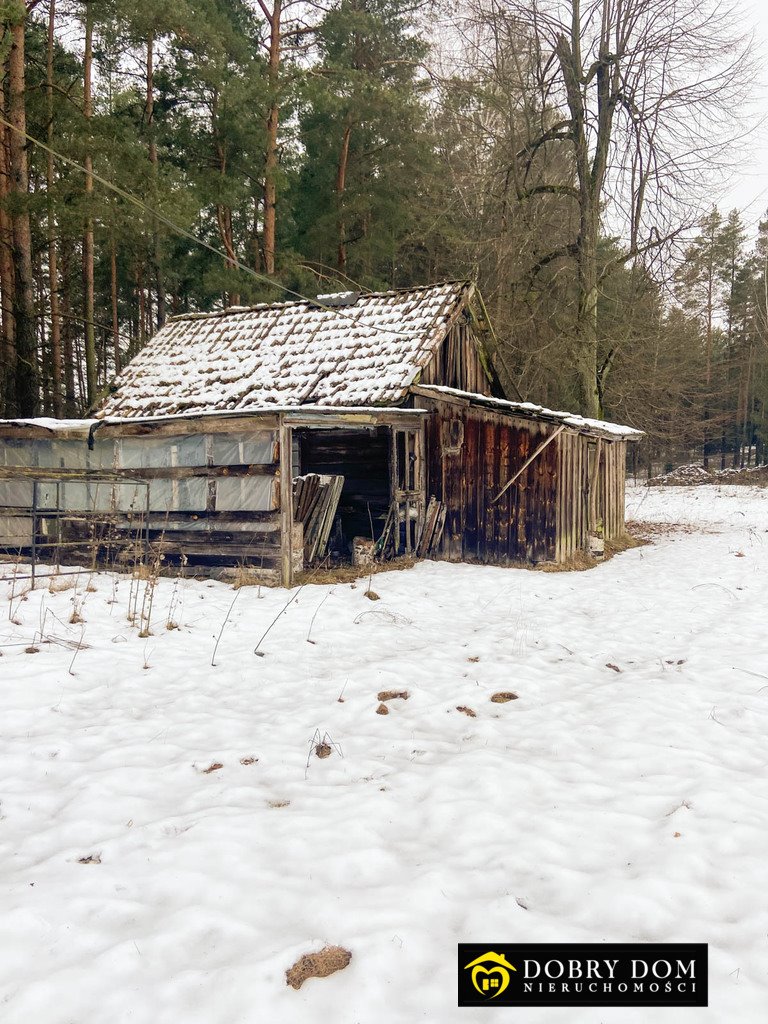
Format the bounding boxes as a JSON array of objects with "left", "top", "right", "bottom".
[{"left": 452, "top": 0, "right": 755, "bottom": 417}]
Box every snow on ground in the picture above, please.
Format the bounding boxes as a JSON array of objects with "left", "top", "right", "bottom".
[{"left": 1, "top": 485, "right": 767, "bottom": 1024}]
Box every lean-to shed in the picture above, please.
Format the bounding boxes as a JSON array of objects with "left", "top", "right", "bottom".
[{"left": 0, "top": 281, "right": 642, "bottom": 583}]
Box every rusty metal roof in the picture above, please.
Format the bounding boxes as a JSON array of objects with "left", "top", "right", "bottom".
[{"left": 99, "top": 282, "right": 472, "bottom": 419}]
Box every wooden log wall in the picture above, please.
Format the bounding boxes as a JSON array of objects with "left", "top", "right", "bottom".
[
  {"left": 423, "top": 400, "right": 558, "bottom": 564},
  {"left": 418, "top": 318, "right": 492, "bottom": 396}
]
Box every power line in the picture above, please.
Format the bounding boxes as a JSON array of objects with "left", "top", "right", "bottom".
[{"left": 0, "top": 114, "right": 427, "bottom": 342}]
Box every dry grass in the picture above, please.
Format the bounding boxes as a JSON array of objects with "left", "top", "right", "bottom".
[
  {"left": 535, "top": 550, "right": 597, "bottom": 573},
  {"left": 535, "top": 532, "right": 647, "bottom": 572},
  {"left": 294, "top": 556, "right": 418, "bottom": 587},
  {"left": 285, "top": 947, "right": 352, "bottom": 991},
  {"left": 605, "top": 532, "right": 647, "bottom": 556},
  {"left": 627, "top": 520, "right": 711, "bottom": 541},
  {"left": 47, "top": 576, "right": 77, "bottom": 593}
]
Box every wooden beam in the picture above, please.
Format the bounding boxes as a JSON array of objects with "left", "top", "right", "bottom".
[
  {"left": 279, "top": 418, "right": 293, "bottom": 587},
  {"left": 98, "top": 414, "right": 280, "bottom": 437},
  {"left": 0, "top": 464, "right": 277, "bottom": 481},
  {"left": 284, "top": 410, "right": 426, "bottom": 429}
]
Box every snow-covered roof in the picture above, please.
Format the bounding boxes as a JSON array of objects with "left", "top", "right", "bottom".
[
  {"left": 415, "top": 385, "right": 644, "bottom": 440},
  {"left": 99, "top": 282, "right": 473, "bottom": 419},
  {"left": 0, "top": 406, "right": 430, "bottom": 439}
]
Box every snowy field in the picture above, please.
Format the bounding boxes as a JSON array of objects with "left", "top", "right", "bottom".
[{"left": 1, "top": 484, "right": 766, "bottom": 1023}]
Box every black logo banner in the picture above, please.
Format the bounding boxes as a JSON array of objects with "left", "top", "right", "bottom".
[{"left": 458, "top": 943, "right": 707, "bottom": 1007}]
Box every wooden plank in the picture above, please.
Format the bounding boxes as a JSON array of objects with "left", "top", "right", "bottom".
[
  {"left": 559, "top": 433, "right": 566, "bottom": 560},
  {"left": 0, "top": 464, "right": 277, "bottom": 481},
  {"left": 497, "top": 422, "right": 511, "bottom": 563},
  {"left": 284, "top": 410, "right": 426, "bottom": 429},
  {"left": 98, "top": 414, "right": 281, "bottom": 437},
  {"left": 279, "top": 420, "right": 293, "bottom": 587}
]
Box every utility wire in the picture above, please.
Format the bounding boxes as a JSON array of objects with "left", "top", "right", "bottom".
[{"left": 0, "top": 114, "right": 432, "bottom": 342}]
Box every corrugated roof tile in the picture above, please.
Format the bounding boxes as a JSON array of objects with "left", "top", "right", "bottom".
[{"left": 99, "top": 282, "right": 469, "bottom": 418}]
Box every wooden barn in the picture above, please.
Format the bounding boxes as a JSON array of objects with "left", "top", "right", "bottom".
[{"left": 0, "top": 281, "right": 642, "bottom": 584}]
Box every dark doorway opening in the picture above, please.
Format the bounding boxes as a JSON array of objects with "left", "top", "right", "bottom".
[{"left": 295, "top": 426, "right": 390, "bottom": 555}]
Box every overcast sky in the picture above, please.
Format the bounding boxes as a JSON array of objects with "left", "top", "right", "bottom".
[{"left": 717, "top": 1, "right": 768, "bottom": 235}]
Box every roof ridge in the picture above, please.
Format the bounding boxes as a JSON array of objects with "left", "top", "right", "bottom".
[{"left": 167, "top": 280, "right": 471, "bottom": 323}]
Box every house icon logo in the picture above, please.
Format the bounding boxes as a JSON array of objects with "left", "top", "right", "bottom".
[{"left": 464, "top": 951, "right": 517, "bottom": 998}]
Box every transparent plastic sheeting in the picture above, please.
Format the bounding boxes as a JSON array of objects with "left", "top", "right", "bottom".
[
  {"left": 0, "top": 515, "right": 31, "bottom": 545},
  {"left": 0, "top": 431, "right": 276, "bottom": 472},
  {"left": 0, "top": 477, "right": 274, "bottom": 513},
  {"left": 0, "top": 431, "right": 278, "bottom": 512},
  {"left": 211, "top": 433, "right": 276, "bottom": 466},
  {"left": 215, "top": 476, "right": 276, "bottom": 511},
  {"left": 118, "top": 435, "right": 206, "bottom": 469},
  {"left": 116, "top": 480, "right": 208, "bottom": 513},
  {"left": 0, "top": 437, "right": 115, "bottom": 471}
]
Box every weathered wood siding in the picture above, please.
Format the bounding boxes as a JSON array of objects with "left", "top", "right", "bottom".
[
  {"left": 418, "top": 318, "right": 492, "bottom": 396},
  {"left": 423, "top": 401, "right": 558, "bottom": 563},
  {"left": 555, "top": 430, "right": 585, "bottom": 562},
  {"left": 556, "top": 433, "right": 628, "bottom": 560},
  {"left": 600, "top": 439, "right": 627, "bottom": 540}
]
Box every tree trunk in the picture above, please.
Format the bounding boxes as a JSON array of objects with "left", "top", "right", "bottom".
[
  {"left": 8, "top": 12, "right": 38, "bottom": 416},
  {"left": 251, "top": 195, "right": 262, "bottom": 274},
  {"left": 336, "top": 118, "right": 352, "bottom": 274},
  {"left": 215, "top": 204, "right": 240, "bottom": 306},
  {"left": 0, "top": 88, "right": 15, "bottom": 414},
  {"left": 82, "top": 1, "right": 97, "bottom": 408},
  {"left": 574, "top": 208, "right": 600, "bottom": 418},
  {"left": 146, "top": 31, "right": 166, "bottom": 329},
  {"left": 60, "top": 243, "right": 77, "bottom": 413},
  {"left": 263, "top": 0, "right": 281, "bottom": 276},
  {"left": 47, "top": 0, "right": 63, "bottom": 416},
  {"left": 110, "top": 232, "right": 120, "bottom": 374}
]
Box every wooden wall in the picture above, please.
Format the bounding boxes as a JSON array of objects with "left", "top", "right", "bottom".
[
  {"left": 556, "top": 433, "right": 628, "bottom": 560},
  {"left": 600, "top": 439, "right": 627, "bottom": 541},
  {"left": 422, "top": 399, "right": 558, "bottom": 564},
  {"left": 555, "top": 431, "right": 586, "bottom": 562},
  {"left": 418, "top": 317, "right": 492, "bottom": 396}
]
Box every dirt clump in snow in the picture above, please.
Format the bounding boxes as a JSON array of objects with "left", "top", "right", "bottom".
[
  {"left": 375, "top": 703, "right": 389, "bottom": 715},
  {"left": 200, "top": 762, "right": 223, "bottom": 774},
  {"left": 377, "top": 689, "right": 408, "bottom": 701},
  {"left": 456, "top": 706, "right": 476, "bottom": 717},
  {"left": 285, "top": 946, "right": 352, "bottom": 990},
  {"left": 490, "top": 691, "right": 518, "bottom": 703}
]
